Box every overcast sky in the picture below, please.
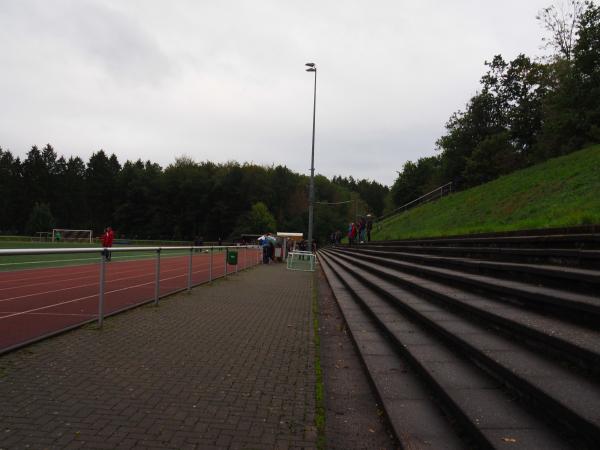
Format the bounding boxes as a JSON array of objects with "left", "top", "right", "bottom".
[{"left": 0, "top": 0, "right": 554, "bottom": 186}]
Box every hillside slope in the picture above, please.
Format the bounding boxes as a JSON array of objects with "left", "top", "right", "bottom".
[{"left": 373, "top": 144, "right": 600, "bottom": 240}]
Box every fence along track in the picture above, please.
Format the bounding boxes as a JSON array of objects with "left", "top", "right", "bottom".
[{"left": 318, "top": 230, "right": 600, "bottom": 449}]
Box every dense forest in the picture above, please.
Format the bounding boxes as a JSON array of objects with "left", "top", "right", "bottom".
[
  {"left": 391, "top": 1, "right": 600, "bottom": 206},
  {"left": 0, "top": 145, "right": 388, "bottom": 242}
]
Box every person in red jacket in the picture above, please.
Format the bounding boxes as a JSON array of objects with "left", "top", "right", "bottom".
[
  {"left": 348, "top": 222, "right": 357, "bottom": 246},
  {"left": 101, "top": 227, "right": 115, "bottom": 261}
]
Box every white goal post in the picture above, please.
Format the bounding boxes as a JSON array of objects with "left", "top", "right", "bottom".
[
  {"left": 52, "top": 229, "right": 93, "bottom": 243},
  {"left": 287, "top": 251, "right": 316, "bottom": 272}
]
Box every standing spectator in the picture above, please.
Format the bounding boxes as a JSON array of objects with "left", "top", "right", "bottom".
[
  {"left": 259, "top": 234, "right": 270, "bottom": 264},
  {"left": 101, "top": 226, "right": 115, "bottom": 261},
  {"left": 335, "top": 230, "right": 342, "bottom": 244},
  {"left": 193, "top": 236, "right": 203, "bottom": 253},
  {"left": 366, "top": 214, "right": 373, "bottom": 242},
  {"left": 267, "top": 233, "right": 276, "bottom": 262},
  {"left": 348, "top": 222, "right": 357, "bottom": 246},
  {"left": 358, "top": 216, "right": 366, "bottom": 243}
]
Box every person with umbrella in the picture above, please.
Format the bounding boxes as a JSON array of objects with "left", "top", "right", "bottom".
[
  {"left": 258, "top": 234, "right": 268, "bottom": 264},
  {"left": 266, "top": 233, "right": 277, "bottom": 262}
]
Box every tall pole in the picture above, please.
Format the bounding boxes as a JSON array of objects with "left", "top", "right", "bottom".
[{"left": 307, "top": 65, "right": 317, "bottom": 249}]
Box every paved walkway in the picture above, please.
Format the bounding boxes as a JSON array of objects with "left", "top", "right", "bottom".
[{"left": 0, "top": 264, "right": 316, "bottom": 450}]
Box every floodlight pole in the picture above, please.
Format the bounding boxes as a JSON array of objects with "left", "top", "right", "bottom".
[{"left": 306, "top": 63, "right": 317, "bottom": 250}]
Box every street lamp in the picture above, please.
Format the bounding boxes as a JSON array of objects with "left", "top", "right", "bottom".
[{"left": 305, "top": 62, "right": 317, "bottom": 250}]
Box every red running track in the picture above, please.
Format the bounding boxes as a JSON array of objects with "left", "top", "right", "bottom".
[{"left": 0, "top": 248, "right": 261, "bottom": 353}]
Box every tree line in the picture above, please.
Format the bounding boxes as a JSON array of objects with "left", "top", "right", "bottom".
[
  {"left": 391, "top": 0, "right": 600, "bottom": 207},
  {"left": 0, "top": 144, "right": 388, "bottom": 242}
]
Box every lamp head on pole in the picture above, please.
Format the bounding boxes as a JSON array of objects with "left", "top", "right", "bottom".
[
  {"left": 306, "top": 68, "right": 316, "bottom": 72},
  {"left": 305, "top": 62, "right": 315, "bottom": 67},
  {"left": 305, "top": 62, "right": 316, "bottom": 72}
]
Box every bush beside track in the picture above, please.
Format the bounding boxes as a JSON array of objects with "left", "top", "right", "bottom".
[{"left": 374, "top": 144, "right": 600, "bottom": 241}]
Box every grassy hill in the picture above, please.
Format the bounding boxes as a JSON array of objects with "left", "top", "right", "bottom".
[{"left": 373, "top": 144, "right": 600, "bottom": 241}]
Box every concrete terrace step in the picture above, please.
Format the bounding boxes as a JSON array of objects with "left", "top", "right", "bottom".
[
  {"left": 373, "top": 233, "right": 600, "bottom": 250},
  {"left": 331, "top": 248, "right": 600, "bottom": 324},
  {"left": 320, "top": 252, "right": 576, "bottom": 449},
  {"left": 319, "top": 256, "right": 466, "bottom": 449},
  {"left": 325, "top": 249, "right": 600, "bottom": 374},
  {"left": 338, "top": 246, "right": 600, "bottom": 293},
  {"left": 355, "top": 244, "right": 600, "bottom": 268},
  {"left": 321, "top": 250, "right": 600, "bottom": 446}
]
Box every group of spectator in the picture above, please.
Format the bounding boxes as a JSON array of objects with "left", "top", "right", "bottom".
[
  {"left": 347, "top": 214, "right": 373, "bottom": 245},
  {"left": 298, "top": 239, "right": 316, "bottom": 252},
  {"left": 329, "top": 230, "right": 343, "bottom": 244},
  {"left": 259, "top": 232, "right": 277, "bottom": 264}
]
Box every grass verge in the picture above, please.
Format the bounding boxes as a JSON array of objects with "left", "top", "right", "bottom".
[
  {"left": 374, "top": 144, "right": 600, "bottom": 240},
  {"left": 312, "top": 272, "right": 326, "bottom": 450}
]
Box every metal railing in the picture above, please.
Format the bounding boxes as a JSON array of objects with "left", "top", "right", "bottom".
[
  {"left": 377, "top": 181, "right": 453, "bottom": 224},
  {"left": 0, "top": 245, "right": 261, "bottom": 354}
]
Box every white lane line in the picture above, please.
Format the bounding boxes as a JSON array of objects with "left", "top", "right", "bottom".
[
  {"left": 0, "top": 257, "right": 99, "bottom": 267},
  {"left": 0, "top": 252, "right": 183, "bottom": 269},
  {"left": 0, "top": 254, "right": 149, "bottom": 282},
  {"left": 0, "top": 261, "right": 160, "bottom": 292},
  {"left": 0, "top": 261, "right": 209, "bottom": 303},
  {"left": 0, "top": 267, "right": 213, "bottom": 320},
  {"left": 0, "top": 253, "right": 202, "bottom": 286},
  {"left": 0, "top": 311, "right": 95, "bottom": 317}
]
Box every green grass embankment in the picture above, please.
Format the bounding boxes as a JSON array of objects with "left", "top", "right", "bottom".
[{"left": 373, "top": 144, "right": 600, "bottom": 241}]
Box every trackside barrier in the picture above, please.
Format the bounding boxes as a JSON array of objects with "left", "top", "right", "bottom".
[
  {"left": 154, "top": 249, "right": 161, "bottom": 305},
  {"left": 0, "top": 245, "right": 260, "bottom": 355},
  {"left": 98, "top": 256, "right": 106, "bottom": 327}
]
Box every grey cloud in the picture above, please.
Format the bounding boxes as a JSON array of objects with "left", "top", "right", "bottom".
[
  {"left": 1, "top": 0, "right": 172, "bottom": 85},
  {"left": 0, "top": 0, "right": 554, "bottom": 187}
]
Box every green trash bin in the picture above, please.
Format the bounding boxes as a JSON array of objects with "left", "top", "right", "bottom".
[{"left": 227, "top": 250, "right": 238, "bottom": 265}]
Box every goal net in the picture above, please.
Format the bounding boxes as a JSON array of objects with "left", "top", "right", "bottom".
[
  {"left": 286, "top": 251, "right": 316, "bottom": 272},
  {"left": 52, "top": 229, "right": 93, "bottom": 243},
  {"left": 34, "top": 231, "right": 52, "bottom": 242}
]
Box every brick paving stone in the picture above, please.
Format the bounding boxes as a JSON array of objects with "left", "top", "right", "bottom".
[{"left": 0, "top": 264, "right": 315, "bottom": 449}]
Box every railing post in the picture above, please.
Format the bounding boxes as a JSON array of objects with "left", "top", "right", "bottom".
[
  {"left": 98, "top": 253, "right": 106, "bottom": 327},
  {"left": 225, "top": 246, "right": 228, "bottom": 278},
  {"left": 209, "top": 246, "right": 213, "bottom": 283},
  {"left": 187, "top": 247, "right": 193, "bottom": 292},
  {"left": 235, "top": 248, "right": 238, "bottom": 274},
  {"left": 154, "top": 248, "right": 161, "bottom": 305}
]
